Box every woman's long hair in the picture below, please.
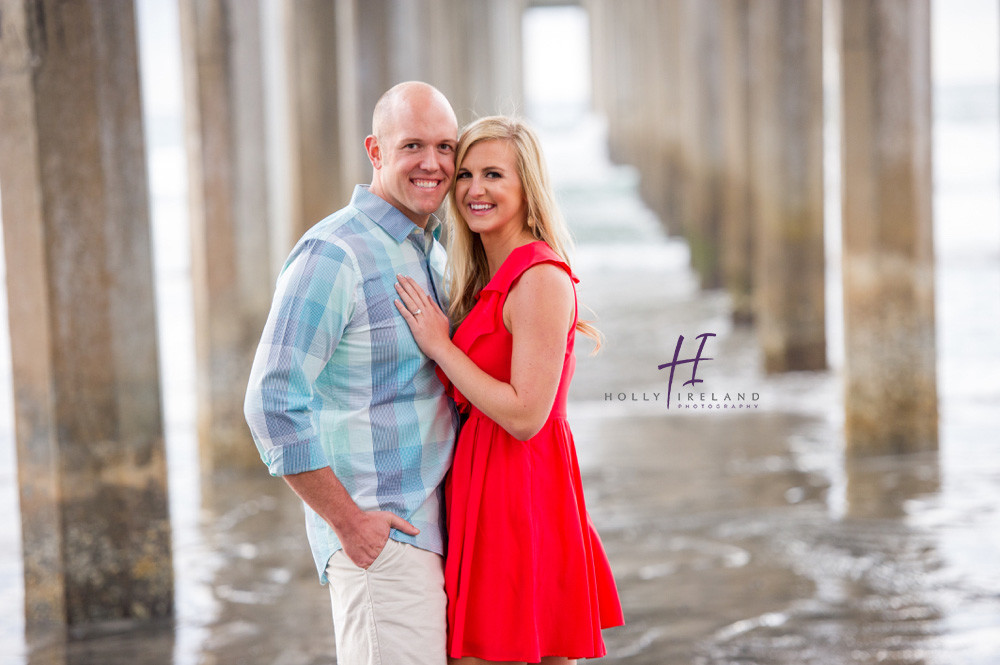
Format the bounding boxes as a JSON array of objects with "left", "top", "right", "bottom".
[{"left": 445, "top": 115, "right": 601, "bottom": 350}]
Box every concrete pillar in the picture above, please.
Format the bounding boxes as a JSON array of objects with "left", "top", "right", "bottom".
[
  {"left": 611, "top": 2, "right": 641, "bottom": 167},
  {"left": 586, "top": 0, "right": 631, "bottom": 164},
  {"left": 840, "top": 0, "right": 937, "bottom": 453},
  {"left": 634, "top": 0, "right": 664, "bottom": 225},
  {"left": 356, "top": 0, "right": 392, "bottom": 129},
  {"left": 284, "top": 0, "right": 364, "bottom": 243},
  {"left": 179, "top": 0, "right": 274, "bottom": 472},
  {"left": 0, "top": 0, "right": 172, "bottom": 635},
  {"left": 586, "top": 0, "right": 612, "bottom": 124},
  {"left": 587, "top": 0, "right": 623, "bottom": 163},
  {"left": 588, "top": 0, "right": 683, "bottom": 236},
  {"left": 421, "top": 0, "right": 468, "bottom": 116},
  {"left": 658, "top": 0, "right": 686, "bottom": 236},
  {"left": 677, "top": 0, "right": 725, "bottom": 289},
  {"left": 452, "top": 0, "right": 524, "bottom": 121},
  {"left": 587, "top": 0, "right": 619, "bottom": 161},
  {"left": 748, "top": 0, "right": 826, "bottom": 372},
  {"left": 719, "top": 0, "right": 754, "bottom": 323},
  {"left": 356, "top": 0, "right": 524, "bottom": 126},
  {"left": 355, "top": 0, "right": 463, "bottom": 124}
]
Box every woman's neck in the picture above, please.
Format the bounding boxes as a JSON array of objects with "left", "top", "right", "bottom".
[{"left": 482, "top": 228, "right": 538, "bottom": 278}]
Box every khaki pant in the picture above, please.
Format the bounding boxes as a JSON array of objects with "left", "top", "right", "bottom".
[{"left": 326, "top": 539, "right": 447, "bottom": 665}]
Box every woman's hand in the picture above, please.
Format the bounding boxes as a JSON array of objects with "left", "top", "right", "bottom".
[{"left": 394, "top": 275, "right": 452, "bottom": 360}]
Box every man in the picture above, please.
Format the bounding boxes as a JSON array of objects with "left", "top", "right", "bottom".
[{"left": 244, "top": 81, "right": 459, "bottom": 665}]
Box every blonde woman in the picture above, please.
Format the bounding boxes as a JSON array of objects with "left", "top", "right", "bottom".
[{"left": 394, "top": 116, "right": 623, "bottom": 664}]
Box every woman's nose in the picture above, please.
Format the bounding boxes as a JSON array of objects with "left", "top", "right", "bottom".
[{"left": 468, "top": 176, "right": 485, "bottom": 196}]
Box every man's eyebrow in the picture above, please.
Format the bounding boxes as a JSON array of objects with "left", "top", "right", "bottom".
[{"left": 397, "top": 137, "right": 456, "bottom": 145}]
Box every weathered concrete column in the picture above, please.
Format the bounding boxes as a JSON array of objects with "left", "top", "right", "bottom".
[
  {"left": 283, "top": 0, "right": 363, "bottom": 243},
  {"left": 587, "top": 0, "right": 683, "bottom": 236},
  {"left": 748, "top": 0, "right": 826, "bottom": 372},
  {"left": 350, "top": 0, "right": 523, "bottom": 131},
  {"left": 355, "top": 0, "right": 392, "bottom": 128},
  {"left": 633, "top": 0, "right": 667, "bottom": 229},
  {"left": 421, "top": 0, "right": 470, "bottom": 119},
  {"left": 0, "top": 0, "right": 172, "bottom": 636},
  {"left": 587, "top": 0, "right": 627, "bottom": 163},
  {"left": 179, "top": 0, "right": 274, "bottom": 472},
  {"left": 719, "top": 0, "right": 754, "bottom": 323},
  {"left": 657, "top": 0, "right": 686, "bottom": 236},
  {"left": 840, "top": 0, "right": 937, "bottom": 453},
  {"left": 451, "top": 0, "right": 524, "bottom": 121},
  {"left": 586, "top": 0, "right": 612, "bottom": 126},
  {"left": 677, "top": 0, "right": 725, "bottom": 289}
]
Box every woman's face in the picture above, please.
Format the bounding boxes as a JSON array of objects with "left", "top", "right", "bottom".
[{"left": 454, "top": 139, "right": 527, "bottom": 239}]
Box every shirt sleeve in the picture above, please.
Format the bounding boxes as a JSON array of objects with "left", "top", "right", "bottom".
[{"left": 244, "top": 237, "right": 358, "bottom": 476}]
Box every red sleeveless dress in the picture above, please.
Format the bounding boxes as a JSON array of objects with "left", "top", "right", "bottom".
[{"left": 438, "top": 241, "right": 624, "bottom": 661}]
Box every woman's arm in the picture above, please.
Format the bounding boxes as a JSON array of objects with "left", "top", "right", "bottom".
[{"left": 395, "top": 263, "right": 574, "bottom": 440}]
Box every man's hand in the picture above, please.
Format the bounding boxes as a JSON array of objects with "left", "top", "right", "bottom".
[
  {"left": 339, "top": 510, "right": 420, "bottom": 569},
  {"left": 282, "top": 468, "right": 420, "bottom": 569}
]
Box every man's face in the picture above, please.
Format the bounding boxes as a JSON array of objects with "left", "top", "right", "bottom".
[{"left": 368, "top": 95, "right": 457, "bottom": 227}]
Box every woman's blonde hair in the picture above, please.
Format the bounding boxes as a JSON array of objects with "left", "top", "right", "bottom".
[{"left": 445, "top": 115, "right": 601, "bottom": 350}]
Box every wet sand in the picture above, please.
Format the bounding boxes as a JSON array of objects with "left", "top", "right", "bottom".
[
  {"left": 569, "top": 235, "right": 1000, "bottom": 665},
  {"left": 5, "top": 227, "right": 999, "bottom": 665}
]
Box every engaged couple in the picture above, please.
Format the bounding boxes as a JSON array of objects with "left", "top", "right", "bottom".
[{"left": 245, "top": 81, "right": 623, "bottom": 665}]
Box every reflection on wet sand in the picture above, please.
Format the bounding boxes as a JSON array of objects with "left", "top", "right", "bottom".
[
  {"left": 11, "top": 228, "right": 996, "bottom": 665},
  {"left": 563, "top": 233, "right": 999, "bottom": 665}
]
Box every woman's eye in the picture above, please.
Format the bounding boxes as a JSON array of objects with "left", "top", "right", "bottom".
[
  {"left": 456, "top": 171, "right": 471, "bottom": 179},
  {"left": 486, "top": 171, "right": 501, "bottom": 179}
]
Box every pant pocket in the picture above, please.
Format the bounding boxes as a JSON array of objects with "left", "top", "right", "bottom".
[{"left": 366, "top": 538, "right": 399, "bottom": 573}]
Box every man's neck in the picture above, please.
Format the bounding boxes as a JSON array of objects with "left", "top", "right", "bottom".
[{"left": 368, "top": 183, "right": 429, "bottom": 229}]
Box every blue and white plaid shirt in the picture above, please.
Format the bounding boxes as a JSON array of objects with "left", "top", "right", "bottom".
[{"left": 245, "top": 185, "right": 458, "bottom": 581}]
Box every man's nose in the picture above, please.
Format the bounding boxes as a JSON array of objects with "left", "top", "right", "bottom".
[{"left": 418, "top": 147, "right": 441, "bottom": 172}]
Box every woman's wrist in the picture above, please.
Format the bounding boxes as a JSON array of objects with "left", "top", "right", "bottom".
[{"left": 429, "top": 338, "right": 457, "bottom": 367}]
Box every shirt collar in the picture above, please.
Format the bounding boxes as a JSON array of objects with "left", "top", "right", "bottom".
[{"left": 351, "top": 185, "right": 442, "bottom": 244}]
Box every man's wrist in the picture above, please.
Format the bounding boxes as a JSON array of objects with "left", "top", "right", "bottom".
[{"left": 330, "top": 503, "right": 367, "bottom": 540}]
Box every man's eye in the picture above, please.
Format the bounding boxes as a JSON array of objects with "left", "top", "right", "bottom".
[
  {"left": 439, "top": 144, "right": 454, "bottom": 152},
  {"left": 404, "top": 143, "right": 419, "bottom": 149}
]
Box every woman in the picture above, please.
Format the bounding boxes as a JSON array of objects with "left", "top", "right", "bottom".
[{"left": 394, "top": 115, "right": 623, "bottom": 664}]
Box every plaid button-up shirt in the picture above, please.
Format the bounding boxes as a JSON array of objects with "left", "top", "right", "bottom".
[{"left": 245, "top": 185, "right": 457, "bottom": 581}]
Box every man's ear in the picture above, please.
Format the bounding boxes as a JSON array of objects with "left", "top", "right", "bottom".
[{"left": 364, "top": 135, "right": 381, "bottom": 169}]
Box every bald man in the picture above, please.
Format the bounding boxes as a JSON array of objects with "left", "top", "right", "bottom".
[{"left": 245, "top": 82, "right": 459, "bottom": 664}]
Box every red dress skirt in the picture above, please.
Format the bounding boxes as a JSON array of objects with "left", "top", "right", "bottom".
[{"left": 439, "top": 242, "right": 624, "bottom": 661}]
